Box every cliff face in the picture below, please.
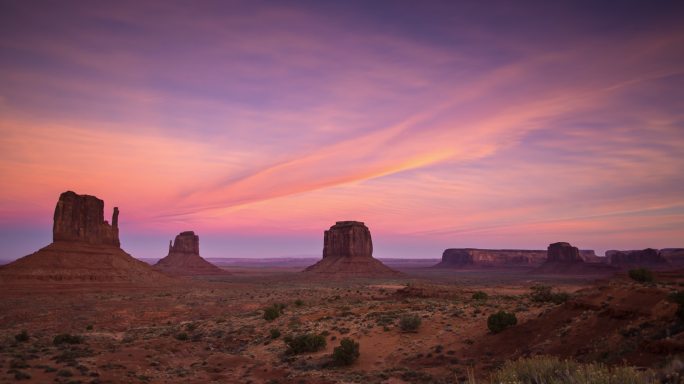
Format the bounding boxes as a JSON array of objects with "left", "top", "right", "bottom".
[
  {"left": 322, "top": 221, "right": 373, "bottom": 259},
  {"left": 53, "top": 191, "right": 120, "bottom": 247},
  {"left": 305, "top": 221, "right": 398, "bottom": 276},
  {"left": 532, "top": 242, "right": 616, "bottom": 275},
  {"left": 153, "top": 231, "right": 226, "bottom": 276},
  {"left": 435, "top": 249, "right": 547, "bottom": 268},
  {"left": 606, "top": 249, "right": 669, "bottom": 268},
  {"left": 547, "top": 242, "right": 583, "bottom": 262}
]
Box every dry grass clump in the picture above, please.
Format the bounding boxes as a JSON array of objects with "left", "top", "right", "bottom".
[{"left": 485, "top": 356, "right": 653, "bottom": 384}]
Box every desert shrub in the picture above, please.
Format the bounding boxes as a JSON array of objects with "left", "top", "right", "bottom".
[
  {"left": 332, "top": 338, "right": 360, "bottom": 366},
  {"left": 174, "top": 332, "right": 188, "bottom": 341},
  {"left": 86, "top": 324, "right": 93, "bottom": 331},
  {"left": 472, "top": 291, "right": 488, "bottom": 301},
  {"left": 530, "top": 285, "right": 570, "bottom": 304},
  {"left": 53, "top": 334, "right": 83, "bottom": 345},
  {"left": 57, "top": 369, "right": 73, "bottom": 377},
  {"left": 294, "top": 299, "right": 304, "bottom": 307},
  {"left": 399, "top": 314, "right": 422, "bottom": 332},
  {"left": 264, "top": 303, "right": 287, "bottom": 321},
  {"left": 14, "top": 330, "right": 29, "bottom": 342},
  {"left": 490, "top": 355, "right": 652, "bottom": 383},
  {"left": 284, "top": 333, "right": 326, "bottom": 354},
  {"left": 487, "top": 311, "right": 517, "bottom": 334},
  {"left": 669, "top": 291, "right": 684, "bottom": 321},
  {"left": 629, "top": 268, "right": 654, "bottom": 283},
  {"left": 270, "top": 328, "right": 281, "bottom": 339}
]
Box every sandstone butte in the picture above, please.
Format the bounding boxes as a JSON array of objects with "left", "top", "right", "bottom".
[
  {"left": 0, "top": 191, "right": 169, "bottom": 282},
  {"left": 304, "top": 221, "right": 400, "bottom": 277},
  {"left": 531, "top": 242, "right": 616, "bottom": 275},
  {"left": 153, "top": 231, "right": 226, "bottom": 276}
]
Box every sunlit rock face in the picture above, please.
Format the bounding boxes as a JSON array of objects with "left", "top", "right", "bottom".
[{"left": 53, "top": 190, "right": 120, "bottom": 247}]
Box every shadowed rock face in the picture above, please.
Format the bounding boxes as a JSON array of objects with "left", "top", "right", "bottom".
[
  {"left": 305, "top": 221, "right": 398, "bottom": 276},
  {"left": 323, "top": 221, "right": 373, "bottom": 259},
  {"left": 153, "top": 231, "right": 225, "bottom": 276},
  {"left": 435, "top": 248, "right": 547, "bottom": 268},
  {"left": 547, "top": 242, "right": 582, "bottom": 262},
  {"left": 607, "top": 249, "right": 669, "bottom": 267},
  {"left": 53, "top": 191, "right": 120, "bottom": 247}
]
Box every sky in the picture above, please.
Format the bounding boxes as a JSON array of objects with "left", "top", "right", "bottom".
[{"left": 0, "top": 0, "right": 683, "bottom": 260}]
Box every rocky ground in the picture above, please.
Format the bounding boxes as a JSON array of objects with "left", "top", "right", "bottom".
[{"left": 0, "top": 268, "right": 682, "bottom": 383}]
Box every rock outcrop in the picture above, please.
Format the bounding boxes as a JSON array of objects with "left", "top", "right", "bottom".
[
  {"left": 660, "top": 248, "right": 684, "bottom": 268},
  {"left": 606, "top": 248, "right": 669, "bottom": 268},
  {"left": 434, "top": 249, "right": 547, "bottom": 268},
  {"left": 532, "top": 242, "right": 616, "bottom": 275},
  {"left": 153, "top": 231, "right": 226, "bottom": 276},
  {"left": 53, "top": 191, "right": 120, "bottom": 246},
  {"left": 304, "top": 221, "right": 399, "bottom": 276},
  {"left": 0, "top": 191, "right": 169, "bottom": 282}
]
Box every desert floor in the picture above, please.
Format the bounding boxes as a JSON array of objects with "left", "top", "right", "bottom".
[{"left": 1, "top": 267, "right": 682, "bottom": 383}]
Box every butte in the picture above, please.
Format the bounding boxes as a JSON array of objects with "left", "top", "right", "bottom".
[
  {"left": 153, "top": 231, "right": 227, "bottom": 276},
  {"left": 304, "top": 221, "right": 399, "bottom": 277},
  {"left": 0, "top": 191, "right": 169, "bottom": 282}
]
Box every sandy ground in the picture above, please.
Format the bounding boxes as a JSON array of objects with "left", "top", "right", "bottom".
[{"left": 0, "top": 267, "right": 681, "bottom": 383}]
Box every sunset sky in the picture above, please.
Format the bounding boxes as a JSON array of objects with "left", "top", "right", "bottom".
[{"left": 1, "top": 1, "right": 683, "bottom": 260}]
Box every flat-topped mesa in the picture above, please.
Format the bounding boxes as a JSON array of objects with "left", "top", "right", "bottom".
[
  {"left": 547, "top": 242, "right": 582, "bottom": 262},
  {"left": 606, "top": 248, "right": 669, "bottom": 267},
  {"left": 436, "top": 248, "right": 547, "bottom": 268},
  {"left": 53, "top": 190, "right": 120, "bottom": 247},
  {"left": 323, "top": 221, "right": 373, "bottom": 259},
  {"left": 304, "top": 221, "right": 399, "bottom": 276}
]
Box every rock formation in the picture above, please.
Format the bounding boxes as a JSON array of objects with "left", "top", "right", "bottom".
[
  {"left": 532, "top": 242, "right": 616, "bottom": 275},
  {"left": 660, "top": 248, "right": 684, "bottom": 268},
  {"left": 606, "top": 248, "right": 669, "bottom": 268},
  {"left": 0, "top": 191, "right": 169, "bottom": 282},
  {"left": 304, "top": 221, "right": 399, "bottom": 276},
  {"left": 53, "top": 191, "right": 120, "bottom": 246},
  {"left": 153, "top": 231, "right": 226, "bottom": 276},
  {"left": 434, "top": 249, "right": 547, "bottom": 268},
  {"left": 546, "top": 242, "right": 582, "bottom": 262}
]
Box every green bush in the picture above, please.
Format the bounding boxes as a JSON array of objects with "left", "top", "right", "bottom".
[
  {"left": 284, "top": 333, "right": 326, "bottom": 354},
  {"left": 332, "top": 338, "right": 360, "bottom": 366},
  {"left": 14, "top": 330, "right": 29, "bottom": 342},
  {"left": 269, "top": 328, "right": 281, "bottom": 339},
  {"left": 530, "top": 285, "right": 570, "bottom": 304},
  {"left": 264, "top": 303, "right": 287, "bottom": 321},
  {"left": 490, "top": 356, "right": 652, "bottom": 383},
  {"left": 472, "top": 291, "right": 488, "bottom": 301},
  {"left": 399, "top": 314, "right": 421, "bottom": 332},
  {"left": 174, "top": 332, "right": 188, "bottom": 341},
  {"left": 53, "top": 334, "right": 83, "bottom": 345},
  {"left": 487, "top": 311, "right": 517, "bottom": 334},
  {"left": 628, "top": 268, "right": 654, "bottom": 283},
  {"left": 294, "top": 299, "right": 304, "bottom": 307}
]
